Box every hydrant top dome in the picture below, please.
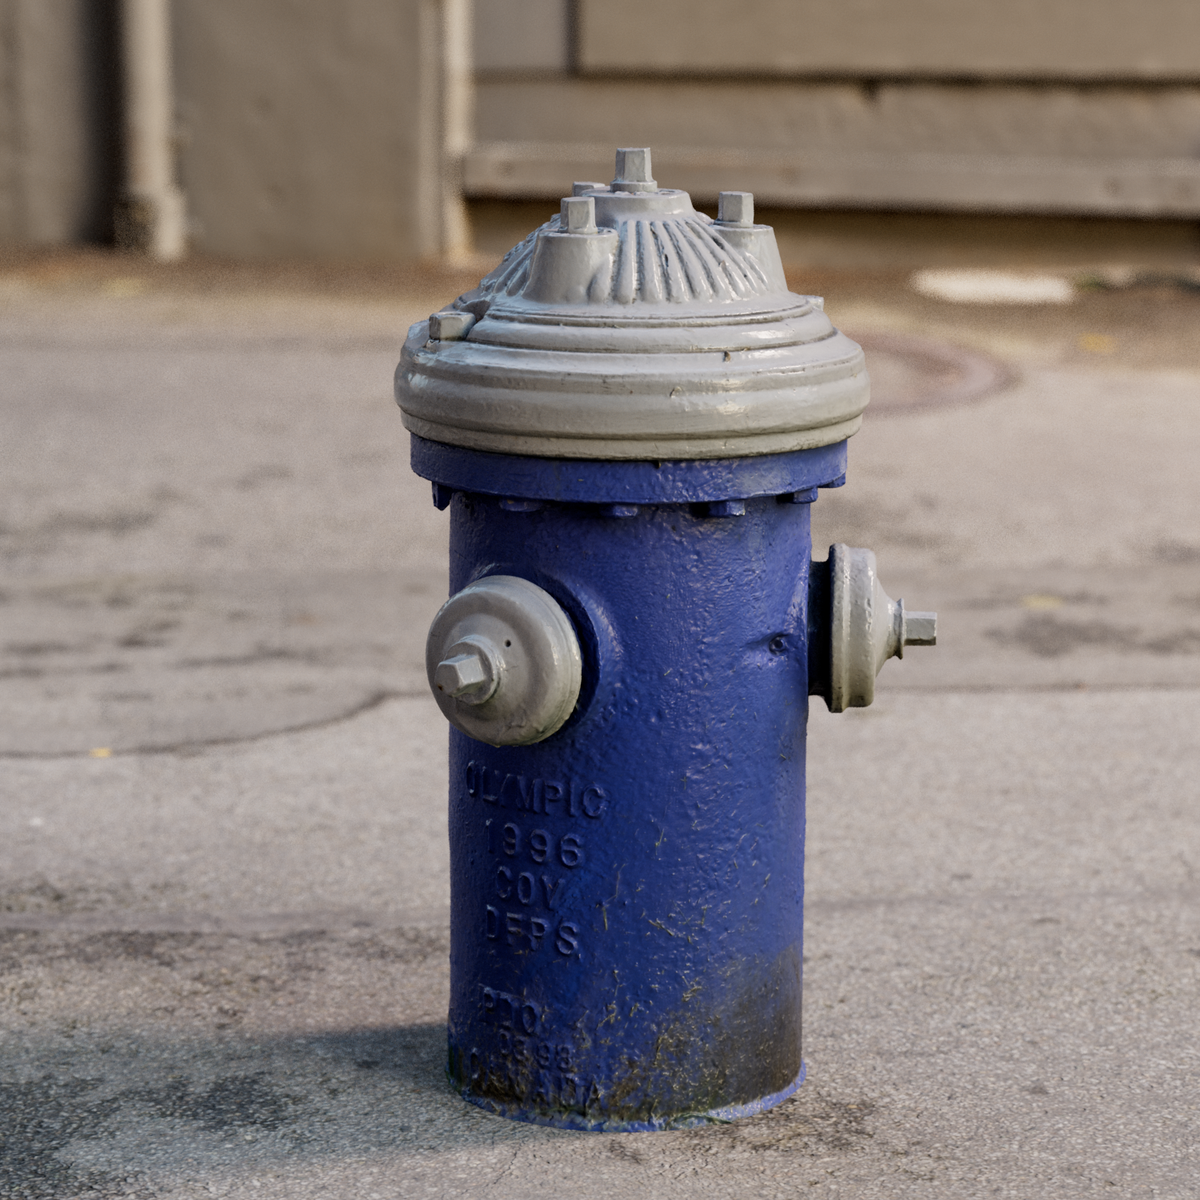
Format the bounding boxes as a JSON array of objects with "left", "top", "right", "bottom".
[{"left": 395, "top": 148, "right": 870, "bottom": 461}]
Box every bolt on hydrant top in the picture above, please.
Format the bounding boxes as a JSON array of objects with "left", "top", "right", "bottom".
[{"left": 395, "top": 148, "right": 870, "bottom": 461}]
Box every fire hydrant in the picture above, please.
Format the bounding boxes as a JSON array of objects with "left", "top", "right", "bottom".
[{"left": 395, "top": 148, "right": 935, "bottom": 1130}]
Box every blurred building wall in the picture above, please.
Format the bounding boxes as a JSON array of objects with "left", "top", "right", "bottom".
[
  {"left": 173, "top": 0, "right": 465, "bottom": 260},
  {"left": 0, "top": 0, "right": 120, "bottom": 246},
  {"left": 0, "top": 0, "right": 465, "bottom": 260},
  {"left": 1, "top": 0, "right": 1198, "bottom": 259},
  {"left": 469, "top": 0, "right": 1200, "bottom": 217}
]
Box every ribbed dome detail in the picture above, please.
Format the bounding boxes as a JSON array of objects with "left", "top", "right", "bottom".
[{"left": 474, "top": 211, "right": 778, "bottom": 308}]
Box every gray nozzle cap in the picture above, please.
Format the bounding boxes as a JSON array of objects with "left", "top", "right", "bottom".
[
  {"left": 826, "top": 544, "right": 937, "bottom": 712},
  {"left": 426, "top": 575, "right": 582, "bottom": 746}
]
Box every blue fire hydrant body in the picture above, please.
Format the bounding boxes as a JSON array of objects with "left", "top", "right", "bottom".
[{"left": 396, "top": 151, "right": 934, "bottom": 1130}]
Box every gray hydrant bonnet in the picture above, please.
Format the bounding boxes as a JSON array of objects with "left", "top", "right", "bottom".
[{"left": 396, "top": 149, "right": 870, "bottom": 461}]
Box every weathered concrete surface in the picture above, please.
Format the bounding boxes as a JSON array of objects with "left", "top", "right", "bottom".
[{"left": 2, "top": 255, "right": 1199, "bottom": 1197}]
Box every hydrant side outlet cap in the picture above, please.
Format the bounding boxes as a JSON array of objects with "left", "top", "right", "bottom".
[
  {"left": 395, "top": 148, "right": 870, "bottom": 461},
  {"left": 426, "top": 575, "right": 583, "bottom": 746},
  {"left": 826, "top": 544, "right": 938, "bottom": 712}
]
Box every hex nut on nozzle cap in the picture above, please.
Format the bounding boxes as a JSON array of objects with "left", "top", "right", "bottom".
[
  {"left": 433, "top": 636, "right": 498, "bottom": 704},
  {"left": 426, "top": 575, "right": 583, "bottom": 746},
  {"left": 903, "top": 612, "right": 937, "bottom": 646}
]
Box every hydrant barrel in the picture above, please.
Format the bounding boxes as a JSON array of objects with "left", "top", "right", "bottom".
[{"left": 394, "top": 149, "right": 935, "bottom": 1130}]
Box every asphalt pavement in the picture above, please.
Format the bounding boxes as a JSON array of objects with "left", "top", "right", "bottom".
[{"left": 1, "top": 254, "right": 1198, "bottom": 1198}]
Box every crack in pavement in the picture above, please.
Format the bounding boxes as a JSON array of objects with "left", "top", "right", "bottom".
[{"left": 0, "top": 688, "right": 426, "bottom": 760}]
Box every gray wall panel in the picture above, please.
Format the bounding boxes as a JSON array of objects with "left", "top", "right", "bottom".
[
  {"left": 174, "top": 0, "right": 445, "bottom": 260},
  {"left": 474, "top": 0, "right": 567, "bottom": 72},
  {"left": 0, "top": 0, "right": 118, "bottom": 245},
  {"left": 578, "top": 0, "right": 1200, "bottom": 81}
]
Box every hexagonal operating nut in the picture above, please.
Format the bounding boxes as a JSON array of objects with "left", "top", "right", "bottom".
[
  {"left": 433, "top": 637, "right": 498, "bottom": 705},
  {"left": 425, "top": 576, "right": 583, "bottom": 746},
  {"left": 611, "top": 147, "right": 657, "bottom": 193}
]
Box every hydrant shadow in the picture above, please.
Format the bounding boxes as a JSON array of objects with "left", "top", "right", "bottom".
[
  {"left": 3, "top": 1020, "right": 554, "bottom": 1197},
  {"left": 4, "top": 1018, "right": 885, "bottom": 1198}
]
